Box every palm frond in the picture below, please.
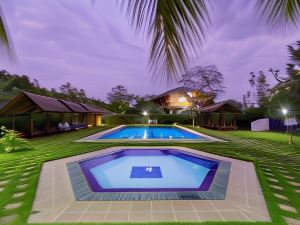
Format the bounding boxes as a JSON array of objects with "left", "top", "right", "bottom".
[
  {"left": 120, "top": 0, "right": 210, "bottom": 83},
  {"left": 256, "top": 0, "right": 300, "bottom": 30},
  {"left": 0, "top": 6, "right": 15, "bottom": 60}
]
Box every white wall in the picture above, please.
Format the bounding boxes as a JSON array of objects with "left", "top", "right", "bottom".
[{"left": 251, "top": 118, "right": 270, "bottom": 131}]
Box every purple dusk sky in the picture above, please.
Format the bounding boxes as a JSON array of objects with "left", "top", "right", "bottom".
[{"left": 1, "top": 0, "right": 300, "bottom": 102}]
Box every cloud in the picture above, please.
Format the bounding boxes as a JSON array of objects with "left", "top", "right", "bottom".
[{"left": 1, "top": 0, "right": 300, "bottom": 102}]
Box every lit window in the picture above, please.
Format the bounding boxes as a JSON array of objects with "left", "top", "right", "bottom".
[{"left": 178, "top": 96, "right": 186, "bottom": 102}]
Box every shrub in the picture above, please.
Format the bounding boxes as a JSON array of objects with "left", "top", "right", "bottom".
[
  {"left": 0, "top": 126, "right": 31, "bottom": 153},
  {"left": 103, "top": 114, "right": 192, "bottom": 125}
]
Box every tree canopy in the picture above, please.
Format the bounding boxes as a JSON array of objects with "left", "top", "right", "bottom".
[{"left": 179, "top": 65, "right": 224, "bottom": 108}]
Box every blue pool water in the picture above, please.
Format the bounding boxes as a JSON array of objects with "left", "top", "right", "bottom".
[
  {"left": 97, "top": 126, "right": 207, "bottom": 140},
  {"left": 79, "top": 149, "right": 219, "bottom": 192}
]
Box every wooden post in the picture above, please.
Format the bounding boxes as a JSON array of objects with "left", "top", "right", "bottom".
[
  {"left": 218, "top": 113, "right": 222, "bottom": 129},
  {"left": 12, "top": 114, "right": 15, "bottom": 130},
  {"left": 71, "top": 113, "right": 74, "bottom": 125},
  {"left": 30, "top": 113, "right": 33, "bottom": 138},
  {"left": 45, "top": 112, "right": 49, "bottom": 134}
]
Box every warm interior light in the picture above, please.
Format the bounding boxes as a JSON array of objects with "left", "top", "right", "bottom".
[{"left": 178, "top": 96, "right": 186, "bottom": 103}]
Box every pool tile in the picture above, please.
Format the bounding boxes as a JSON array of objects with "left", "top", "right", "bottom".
[
  {"left": 104, "top": 212, "right": 129, "bottom": 222},
  {"left": 198, "top": 211, "right": 223, "bottom": 221},
  {"left": 55, "top": 213, "right": 81, "bottom": 222},
  {"left": 220, "top": 211, "right": 252, "bottom": 221},
  {"left": 152, "top": 201, "right": 173, "bottom": 212},
  {"left": 86, "top": 202, "right": 111, "bottom": 212},
  {"left": 129, "top": 212, "right": 152, "bottom": 222},
  {"left": 172, "top": 201, "right": 194, "bottom": 211},
  {"left": 152, "top": 212, "right": 176, "bottom": 222},
  {"left": 211, "top": 201, "right": 238, "bottom": 211},
  {"left": 109, "top": 202, "right": 131, "bottom": 212},
  {"left": 175, "top": 211, "right": 199, "bottom": 221},
  {"left": 130, "top": 201, "right": 151, "bottom": 212},
  {"left": 80, "top": 213, "right": 106, "bottom": 222},
  {"left": 191, "top": 201, "right": 214, "bottom": 211},
  {"left": 64, "top": 202, "right": 89, "bottom": 212}
]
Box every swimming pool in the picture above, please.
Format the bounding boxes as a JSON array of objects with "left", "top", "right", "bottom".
[
  {"left": 96, "top": 126, "right": 209, "bottom": 140},
  {"left": 67, "top": 148, "right": 231, "bottom": 200},
  {"left": 80, "top": 149, "right": 218, "bottom": 192}
]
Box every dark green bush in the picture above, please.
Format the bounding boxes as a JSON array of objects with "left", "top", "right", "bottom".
[
  {"left": 0, "top": 126, "right": 32, "bottom": 153},
  {"left": 103, "top": 114, "right": 192, "bottom": 125}
]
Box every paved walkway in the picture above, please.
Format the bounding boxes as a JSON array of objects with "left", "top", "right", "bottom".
[{"left": 28, "top": 146, "right": 270, "bottom": 223}]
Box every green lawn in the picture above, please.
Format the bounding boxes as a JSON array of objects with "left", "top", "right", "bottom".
[{"left": 0, "top": 126, "right": 300, "bottom": 225}]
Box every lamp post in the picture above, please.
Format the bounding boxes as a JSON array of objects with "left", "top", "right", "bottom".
[
  {"left": 143, "top": 111, "right": 148, "bottom": 124},
  {"left": 282, "top": 108, "right": 294, "bottom": 144}
]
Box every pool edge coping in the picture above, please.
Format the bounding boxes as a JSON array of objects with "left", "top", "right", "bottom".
[
  {"left": 75, "top": 125, "right": 225, "bottom": 143},
  {"left": 66, "top": 147, "right": 231, "bottom": 201}
]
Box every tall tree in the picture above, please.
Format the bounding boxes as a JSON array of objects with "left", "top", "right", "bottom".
[
  {"left": 59, "top": 82, "right": 87, "bottom": 102},
  {"left": 287, "top": 41, "right": 300, "bottom": 78},
  {"left": 179, "top": 65, "right": 224, "bottom": 125},
  {"left": 106, "top": 85, "right": 136, "bottom": 113},
  {"left": 268, "top": 41, "right": 300, "bottom": 118},
  {"left": 106, "top": 85, "right": 135, "bottom": 104},
  {"left": 256, "top": 71, "right": 270, "bottom": 107},
  {"left": 179, "top": 65, "right": 224, "bottom": 104}
]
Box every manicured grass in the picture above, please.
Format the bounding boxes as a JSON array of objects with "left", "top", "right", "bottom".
[{"left": 0, "top": 126, "right": 299, "bottom": 225}]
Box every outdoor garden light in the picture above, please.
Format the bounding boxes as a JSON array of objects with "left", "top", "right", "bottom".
[
  {"left": 282, "top": 108, "right": 288, "bottom": 115},
  {"left": 143, "top": 111, "right": 148, "bottom": 116}
]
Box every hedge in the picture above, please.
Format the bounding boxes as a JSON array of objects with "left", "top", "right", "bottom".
[{"left": 103, "top": 114, "right": 193, "bottom": 125}]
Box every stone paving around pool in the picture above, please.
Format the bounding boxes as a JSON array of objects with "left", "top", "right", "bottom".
[{"left": 28, "top": 146, "right": 270, "bottom": 223}]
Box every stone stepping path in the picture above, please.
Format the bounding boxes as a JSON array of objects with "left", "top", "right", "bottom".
[
  {"left": 278, "top": 170, "right": 290, "bottom": 174},
  {"left": 13, "top": 192, "right": 25, "bottom": 198},
  {"left": 268, "top": 178, "right": 279, "bottom": 183},
  {"left": 270, "top": 185, "right": 283, "bottom": 190},
  {"left": 19, "top": 178, "right": 28, "bottom": 182},
  {"left": 284, "top": 217, "right": 300, "bottom": 225},
  {"left": 22, "top": 172, "right": 30, "bottom": 176},
  {"left": 0, "top": 180, "right": 8, "bottom": 186},
  {"left": 279, "top": 204, "right": 297, "bottom": 213},
  {"left": 274, "top": 193, "right": 288, "bottom": 201},
  {"left": 0, "top": 214, "right": 17, "bottom": 224},
  {"left": 265, "top": 172, "right": 275, "bottom": 177},
  {"left": 16, "top": 184, "right": 28, "bottom": 189},
  {"left": 3, "top": 170, "right": 15, "bottom": 175},
  {"left": 5, "top": 202, "right": 22, "bottom": 210},
  {"left": 283, "top": 175, "right": 295, "bottom": 180},
  {"left": 288, "top": 181, "right": 300, "bottom": 187}
]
